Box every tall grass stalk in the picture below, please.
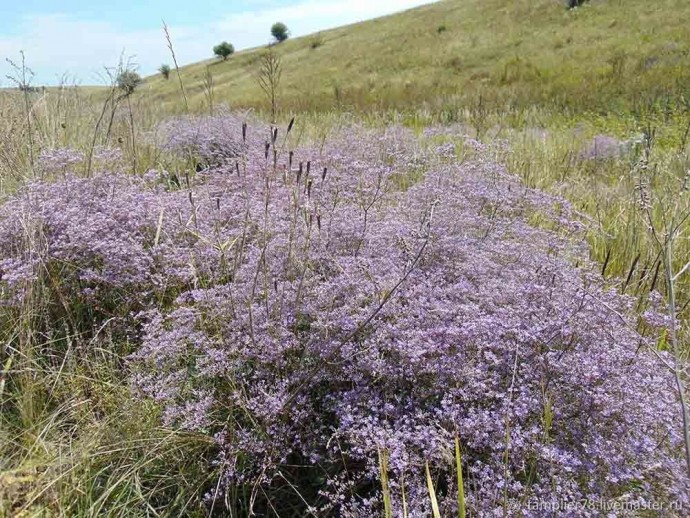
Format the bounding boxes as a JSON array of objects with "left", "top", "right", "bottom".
[
  {"left": 203, "top": 67, "right": 215, "bottom": 116},
  {"left": 400, "top": 472, "right": 408, "bottom": 518},
  {"left": 378, "top": 449, "right": 393, "bottom": 518},
  {"left": 258, "top": 48, "right": 282, "bottom": 124},
  {"left": 662, "top": 229, "right": 690, "bottom": 476},
  {"left": 5, "top": 52, "right": 36, "bottom": 178},
  {"left": 637, "top": 132, "right": 690, "bottom": 476},
  {"left": 425, "top": 461, "right": 441, "bottom": 518},
  {"left": 163, "top": 20, "right": 189, "bottom": 113},
  {"left": 455, "top": 434, "right": 466, "bottom": 518},
  {"left": 85, "top": 71, "right": 119, "bottom": 177},
  {"left": 125, "top": 92, "right": 137, "bottom": 173}
]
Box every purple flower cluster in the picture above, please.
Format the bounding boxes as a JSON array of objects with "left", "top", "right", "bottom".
[
  {"left": 91, "top": 145, "right": 125, "bottom": 168},
  {"left": 1, "top": 114, "right": 687, "bottom": 515},
  {"left": 37, "top": 147, "right": 85, "bottom": 175},
  {"left": 36, "top": 146, "right": 124, "bottom": 178},
  {"left": 579, "top": 134, "right": 639, "bottom": 162},
  {"left": 155, "top": 110, "right": 261, "bottom": 169}
]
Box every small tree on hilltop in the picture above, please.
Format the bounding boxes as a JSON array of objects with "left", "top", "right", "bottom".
[
  {"left": 159, "top": 64, "right": 171, "bottom": 80},
  {"left": 213, "top": 42, "right": 235, "bottom": 61},
  {"left": 116, "top": 69, "right": 142, "bottom": 96},
  {"left": 271, "top": 22, "right": 289, "bottom": 43}
]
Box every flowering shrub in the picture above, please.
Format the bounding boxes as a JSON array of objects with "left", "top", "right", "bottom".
[
  {"left": 38, "top": 147, "right": 85, "bottom": 175},
  {"left": 579, "top": 134, "right": 643, "bottom": 162},
  {"left": 91, "top": 145, "right": 125, "bottom": 168},
  {"left": 0, "top": 114, "right": 687, "bottom": 515},
  {"left": 156, "top": 111, "right": 262, "bottom": 169},
  {"left": 36, "top": 146, "right": 126, "bottom": 177}
]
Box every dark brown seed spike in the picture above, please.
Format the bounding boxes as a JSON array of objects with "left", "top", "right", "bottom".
[
  {"left": 287, "top": 117, "right": 295, "bottom": 134},
  {"left": 622, "top": 254, "right": 640, "bottom": 293},
  {"left": 601, "top": 247, "right": 611, "bottom": 278},
  {"left": 650, "top": 260, "right": 661, "bottom": 292}
]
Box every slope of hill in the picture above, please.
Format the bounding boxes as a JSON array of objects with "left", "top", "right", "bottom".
[{"left": 144, "top": 0, "right": 690, "bottom": 119}]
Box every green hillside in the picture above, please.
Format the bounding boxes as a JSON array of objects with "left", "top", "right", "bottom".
[
  {"left": 144, "top": 0, "right": 690, "bottom": 120},
  {"left": 4, "top": 1, "right": 690, "bottom": 515}
]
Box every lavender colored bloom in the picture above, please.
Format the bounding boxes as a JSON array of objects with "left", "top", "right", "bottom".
[
  {"left": 580, "top": 135, "right": 626, "bottom": 161},
  {"left": 38, "top": 147, "right": 85, "bottom": 174},
  {"left": 1, "top": 114, "right": 687, "bottom": 516},
  {"left": 155, "top": 110, "right": 262, "bottom": 168}
]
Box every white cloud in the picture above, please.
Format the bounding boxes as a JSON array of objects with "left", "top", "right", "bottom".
[
  {"left": 0, "top": 0, "right": 433, "bottom": 85},
  {"left": 0, "top": 15, "right": 166, "bottom": 85}
]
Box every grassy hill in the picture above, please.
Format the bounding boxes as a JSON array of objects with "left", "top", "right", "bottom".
[
  {"left": 4, "top": 2, "right": 690, "bottom": 515},
  {"left": 144, "top": 0, "right": 690, "bottom": 123}
]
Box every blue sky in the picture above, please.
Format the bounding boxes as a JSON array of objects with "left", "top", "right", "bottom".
[{"left": 0, "top": 0, "right": 432, "bottom": 85}]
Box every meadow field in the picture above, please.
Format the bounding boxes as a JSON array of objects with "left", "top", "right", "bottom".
[{"left": 1, "top": 0, "right": 690, "bottom": 515}]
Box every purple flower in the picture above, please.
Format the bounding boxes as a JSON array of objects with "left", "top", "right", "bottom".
[{"left": 2, "top": 114, "right": 687, "bottom": 516}]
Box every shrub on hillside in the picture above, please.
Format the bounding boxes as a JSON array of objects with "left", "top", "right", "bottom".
[
  {"left": 310, "top": 33, "right": 324, "bottom": 49},
  {"left": 0, "top": 175, "right": 180, "bottom": 331},
  {"left": 137, "top": 118, "right": 688, "bottom": 514},
  {"left": 0, "top": 115, "right": 687, "bottom": 515},
  {"left": 213, "top": 42, "right": 235, "bottom": 61},
  {"left": 37, "top": 147, "right": 85, "bottom": 175},
  {"left": 116, "top": 70, "right": 142, "bottom": 95},
  {"left": 271, "top": 22, "right": 289, "bottom": 43},
  {"left": 156, "top": 111, "right": 264, "bottom": 168},
  {"left": 159, "top": 64, "right": 171, "bottom": 80}
]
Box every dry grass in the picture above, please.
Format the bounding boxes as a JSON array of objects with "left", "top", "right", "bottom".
[
  {"left": 141, "top": 0, "right": 690, "bottom": 127},
  {"left": 1, "top": 0, "right": 690, "bottom": 513}
]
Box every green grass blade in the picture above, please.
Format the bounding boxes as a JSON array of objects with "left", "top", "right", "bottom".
[
  {"left": 401, "top": 472, "right": 408, "bottom": 518},
  {"left": 455, "top": 434, "right": 466, "bottom": 518},
  {"left": 425, "top": 461, "right": 441, "bottom": 518},
  {"left": 378, "top": 449, "right": 392, "bottom": 518}
]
